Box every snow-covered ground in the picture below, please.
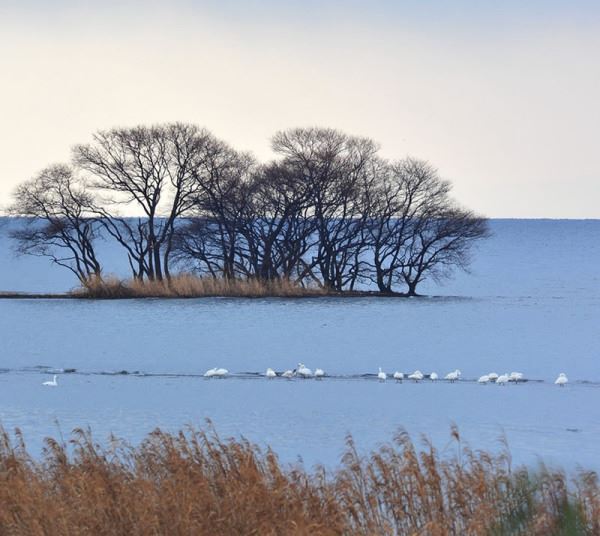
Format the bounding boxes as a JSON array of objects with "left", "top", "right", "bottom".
[{"left": 0, "top": 219, "right": 599, "bottom": 469}]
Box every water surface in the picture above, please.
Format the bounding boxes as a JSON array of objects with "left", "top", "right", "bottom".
[{"left": 0, "top": 220, "right": 599, "bottom": 469}]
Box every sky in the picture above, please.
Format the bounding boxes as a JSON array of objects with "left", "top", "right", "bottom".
[{"left": 0, "top": 0, "right": 599, "bottom": 218}]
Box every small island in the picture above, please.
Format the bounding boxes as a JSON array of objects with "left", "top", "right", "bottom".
[{"left": 5, "top": 125, "right": 488, "bottom": 299}]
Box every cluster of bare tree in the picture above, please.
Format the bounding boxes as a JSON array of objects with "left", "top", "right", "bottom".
[{"left": 7, "top": 124, "right": 489, "bottom": 295}]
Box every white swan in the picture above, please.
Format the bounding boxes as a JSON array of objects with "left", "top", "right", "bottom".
[
  {"left": 478, "top": 374, "right": 490, "bottom": 384},
  {"left": 445, "top": 369, "right": 461, "bottom": 383},
  {"left": 496, "top": 373, "right": 509, "bottom": 385},
  {"left": 42, "top": 375, "right": 58, "bottom": 387},
  {"left": 429, "top": 372, "right": 438, "bottom": 381},
  {"left": 509, "top": 371, "right": 524, "bottom": 383},
  {"left": 282, "top": 369, "right": 294, "bottom": 379},
  {"left": 377, "top": 367, "right": 387, "bottom": 382},
  {"left": 488, "top": 372, "right": 499, "bottom": 381},
  {"left": 297, "top": 363, "right": 313, "bottom": 378},
  {"left": 555, "top": 373, "right": 568, "bottom": 386},
  {"left": 265, "top": 368, "right": 276, "bottom": 378},
  {"left": 408, "top": 370, "right": 424, "bottom": 382},
  {"left": 314, "top": 368, "right": 325, "bottom": 379},
  {"left": 204, "top": 367, "right": 228, "bottom": 378},
  {"left": 393, "top": 371, "right": 404, "bottom": 382}
]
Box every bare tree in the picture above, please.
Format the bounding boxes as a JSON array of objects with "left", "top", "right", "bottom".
[
  {"left": 272, "top": 127, "right": 378, "bottom": 291},
  {"left": 8, "top": 165, "right": 102, "bottom": 285},
  {"left": 365, "top": 158, "right": 489, "bottom": 295},
  {"left": 172, "top": 147, "right": 256, "bottom": 279},
  {"left": 400, "top": 206, "right": 489, "bottom": 296},
  {"left": 365, "top": 158, "right": 448, "bottom": 292},
  {"left": 236, "top": 161, "right": 317, "bottom": 282},
  {"left": 73, "top": 123, "right": 227, "bottom": 281}
]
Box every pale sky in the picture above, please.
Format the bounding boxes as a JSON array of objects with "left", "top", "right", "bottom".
[{"left": 1, "top": 0, "right": 599, "bottom": 217}]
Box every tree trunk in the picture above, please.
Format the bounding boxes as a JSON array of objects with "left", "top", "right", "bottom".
[
  {"left": 153, "top": 245, "right": 163, "bottom": 281},
  {"left": 163, "top": 246, "right": 171, "bottom": 281},
  {"left": 376, "top": 268, "right": 391, "bottom": 293},
  {"left": 406, "top": 280, "right": 418, "bottom": 296}
]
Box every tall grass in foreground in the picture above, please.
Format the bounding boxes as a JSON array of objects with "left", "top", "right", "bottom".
[
  {"left": 74, "top": 274, "right": 329, "bottom": 298},
  {"left": 0, "top": 425, "right": 598, "bottom": 535}
]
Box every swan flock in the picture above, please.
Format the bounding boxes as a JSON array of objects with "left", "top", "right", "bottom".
[
  {"left": 41, "top": 368, "right": 571, "bottom": 387},
  {"left": 197, "top": 365, "right": 571, "bottom": 387}
]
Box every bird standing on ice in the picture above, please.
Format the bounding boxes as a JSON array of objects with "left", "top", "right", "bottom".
[
  {"left": 496, "top": 373, "right": 509, "bottom": 385},
  {"left": 393, "top": 371, "right": 404, "bottom": 382},
  {"left": 42, "top": 375, "right": 58, "bottom": 387},
  {"left": 429, "top": 372, "right": 438, "bottom": 381},
  {"left": 488, "top": 372, "right": 499, "bottom": 382},
  {"left": 377, "top": 367, "right": 387, "bottom": 382},
  {"left": 509, "top": 372, "right": 524, "bottom": 383},
  {"left": 297, "top": 363, "right": 313, "bottom": 378},
  {"left": 204, "top": 367, "right": 228, "bottom": 378},
  {"left": 408, "top": 370, "right": 424, "bottom": 382},
  {"left": 478, "top": 374, "right": 490, "bottom": 384},
  {"left": 282, "top": 369, "right": 294, "bottom": 379},
  {"left": 315, "top": 368, "right": 325, "bottom": 379},
  {"left": 265, "top": 368, "right": 276, "bottom": 379},
  {"left": 555, "top": 373, "right": 568, "bottom": 386},
  {"left": 445, "top": 369, "right": 461, "bottom": 383}
]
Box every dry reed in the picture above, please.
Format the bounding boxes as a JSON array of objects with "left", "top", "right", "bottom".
[
  {"left": 0, "top": 424, "right": 597, "bottom": 535},
  {"left": 74, "top": 274, "right": 329, "bottom": 299}
]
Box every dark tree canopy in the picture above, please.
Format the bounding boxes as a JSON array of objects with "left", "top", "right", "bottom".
[
  {"left": 364, "top": 158, "right": 489, "bottom": 295},
  {"left": 271, "top": 128, "right": 380, "bottom": 290},
  {"left": 7, "top": 124, "right": 490, "bottom": 295},
  {"left": 73, "top": 123, "right": 234, "bottom": 281}
]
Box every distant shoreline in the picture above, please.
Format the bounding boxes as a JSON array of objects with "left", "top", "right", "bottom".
[
  {"left": 0, "top": 289, "right": 417, "bottom": 300},
  {"left": 0, "top": 291, "right": 74, "bottom": 299}
]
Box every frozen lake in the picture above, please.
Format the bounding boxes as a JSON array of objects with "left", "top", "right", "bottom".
[{"left": 0, "top": 219, "right": 599, "bottom": 469}]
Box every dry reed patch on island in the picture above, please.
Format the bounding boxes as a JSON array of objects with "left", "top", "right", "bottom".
[{"left": 74, "top": 275, "right": 329, "bottom": 299}]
